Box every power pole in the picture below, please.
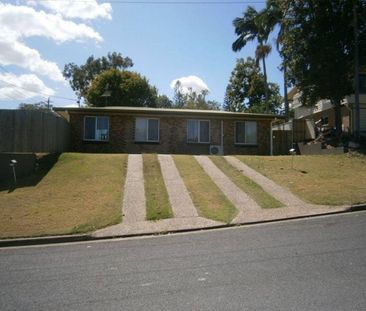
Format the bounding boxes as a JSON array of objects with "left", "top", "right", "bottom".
[
  {"left": 47, "top": 97, "right": 50, "bottom": 110},
  {"left": 353, "top": 1, "right": 360, "bottom": 140}
]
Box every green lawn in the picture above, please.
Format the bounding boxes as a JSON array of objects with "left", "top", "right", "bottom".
[
  {"left": 143, "top": 154, "right": 173, "bottom": 220},
  {"left": 210, "top": 156, "right": 283, "bottom": 209},
  {"left": 237, "top": 154, "right": 366, "bottom": 206},
  {"left": 173, "top": 155, "right": 238, "bottom": 223},
  {"left": 0, "top": 153, "right": 127, "bottom": 238}
]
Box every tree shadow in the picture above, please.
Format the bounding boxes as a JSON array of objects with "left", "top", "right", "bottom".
[{"left": 0, "top": 153, "right": 60, "bottom": 193}]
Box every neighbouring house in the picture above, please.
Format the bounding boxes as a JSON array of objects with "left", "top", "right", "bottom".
[
  {"left": 54, "top": 106, "right": 283, "bottom": 155},
  {"left": 288, "top": 73, "right": 366, "bottom": 137}
]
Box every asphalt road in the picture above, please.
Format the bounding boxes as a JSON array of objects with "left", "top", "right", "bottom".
[{"left": 1, "top": 212, "right": 366, "bottom": 311}]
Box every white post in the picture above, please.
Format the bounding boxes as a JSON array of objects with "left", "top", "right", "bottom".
[
  {"left": 270, "top": 120, "right": 274, "bottom": 156},
  {"left": 221, "top": 120, "right": 224, "bottom": 155}
]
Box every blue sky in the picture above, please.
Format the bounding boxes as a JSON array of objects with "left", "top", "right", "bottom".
[{"left": 0, "top": 0, "right": 284, "bottom": 109}]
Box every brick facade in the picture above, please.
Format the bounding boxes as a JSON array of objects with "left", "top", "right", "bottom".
[{"left": 64, "top": 108, "right": 275, "bottom": 155}]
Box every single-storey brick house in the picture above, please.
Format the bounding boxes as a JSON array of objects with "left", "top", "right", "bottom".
[{"left": 54, "top": 107, "right": 283, "bottom": 155}]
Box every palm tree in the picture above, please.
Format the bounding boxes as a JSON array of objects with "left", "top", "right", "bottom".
[
  {"left": 255, "top": 43, "right": 272, "bottom": 110},
  {"left": 261, "top": 0, "right": 290, "bottom": 117},
  {"left": 232, "top": 6, "right": 272, "bottom": 112}
]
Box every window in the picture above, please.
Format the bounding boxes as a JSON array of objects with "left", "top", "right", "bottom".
[
  {"left": 235, "top": 121, "right": 257, "bottom": 145},
  {"left": 359, "top": 74, "right": 366, "bottom": 94},
  {"left": 187, "top": 120, "right": 210, "bottom": 143},
  {"left": 84, "top": 116, "right": 109, "bottom": 141},
  {"left": 135, "top": 118, "right": 159, "bottom": 142}
]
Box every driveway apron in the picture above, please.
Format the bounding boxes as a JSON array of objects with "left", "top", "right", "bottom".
[{"left": 122, "top": 154, "right": 146, "bottom": 223}]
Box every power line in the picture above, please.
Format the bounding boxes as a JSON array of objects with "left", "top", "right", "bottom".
[
  {"left": 37, "top": 0, "right": 265, "bottom": 4},
  {"left": 0, "top": 66, "right": 38, "bottom": 100},
  {"left": 0, "top": 67, "right": 78, "bottom": 102}
]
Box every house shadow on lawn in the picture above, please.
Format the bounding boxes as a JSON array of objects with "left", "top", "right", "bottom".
[{"left": 0, "top": 153, "right": 60, "bottom": 193}]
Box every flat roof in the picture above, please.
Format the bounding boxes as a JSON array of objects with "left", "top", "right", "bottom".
[{"left": 54, "top": 106, "right": 284, "bottom": 120}]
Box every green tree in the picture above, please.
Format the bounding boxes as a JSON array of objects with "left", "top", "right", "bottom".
[
  {"left": 63, "top": 52, "right": 133, "bottom": 100},
  {"left": 260, "top": 0, "right": 290, "bottom": 117},
  {"left": 86, "top": 69, "right": 157, "bottom": 107},
  {"left": 172, "top": 81, "right": 185, "bottom": 108},
  {"left": 280, "top": 0, "right": 366, "bottom": 135},
  {"left": 18, "top": 101, "right": 52, "bottom": 112},
  {"left": 232, "top": 6, "right": 272, "bottom": 111},
  {"left": 156, "top": 95, "right": 173, "bottom": 108},
  {"left": 172, "top": 81, "right": 220, "bottom": 110},
  {"left": 224, "top": 57, "right": 282, "bottom": 114}
]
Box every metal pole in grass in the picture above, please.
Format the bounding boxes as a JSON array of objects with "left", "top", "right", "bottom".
[
  {"left": 9, "top": 159, "right": 17, "bottom": 184},
  {"left": 289, "top": 148, "right": 296, "bottom": 170}
]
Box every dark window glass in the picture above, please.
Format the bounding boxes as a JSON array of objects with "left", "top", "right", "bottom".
[{"left": 85, "top": 117, "right": 95, "bottom": 140}]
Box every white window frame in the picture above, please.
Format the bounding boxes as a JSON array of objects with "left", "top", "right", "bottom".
[
  {"left": 186, "top": 119, "right": 211, "bottom": 144},
  {"left": 83, "top": 116, "right": 109, "bottom": 142},
  {"left": 235, "top": 121, "right": 257, "bottom": 145},
  {"left": 134, "top": 118, "right": 160, "bottom": 143}
]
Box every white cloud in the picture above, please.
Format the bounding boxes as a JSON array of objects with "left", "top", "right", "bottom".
[
  {"left": 37, "top": 0, "right": 112, "bottom": 20},
  {"left": 0, "top": 34, "right": 64, "bottom": 81},
  {"left": 0, "top": 73, "right": 55, "bottom": 100},
  {"left": 170, "top": 75, "right": 209, "bottom": 94},
  {"left": 0, "top": 3, "right": 105, "bottom": 82},
  {"left": 0, "top": 3, "right": 103, "bottom": 43}
]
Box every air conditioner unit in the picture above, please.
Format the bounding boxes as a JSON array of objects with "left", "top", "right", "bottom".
[{"left": 209, "top": 145, "right": 223, "bottom": 155}]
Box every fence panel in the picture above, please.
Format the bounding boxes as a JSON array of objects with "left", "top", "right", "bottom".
[{"left": 0, "top": 110, "right": 69, "bottom": 153}]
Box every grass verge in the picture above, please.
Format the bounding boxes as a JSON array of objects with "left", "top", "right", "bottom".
[
  {"left": 0, "top": 153, "right": 127, "bottom": 238},
  {"left": 237, "top": 154, "right": 366, "bottom": 206},
  {"left": 143, "top": 154, "right": 173, "bottom": 220},
  {"left": 173, "top": 155, "right": 237, "bottom": 223},
  {"left": 210, "top": 156, "right": 283, "bottom": 209}
]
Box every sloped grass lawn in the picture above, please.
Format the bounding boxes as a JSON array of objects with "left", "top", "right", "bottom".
[
  {"left": 0, "top": 153, "right": 127, "bottom": 238},
  {"left": 173, "top": 155, "right": 237, "bottom": 223},
  {"left": 210, "top": 156, "right": 283, "bottom": 209},
  {"left": 143, "top": 154, "right": 173, "bottom": 220},
  {"left": 237, "top": 154, "right": 366, "bottom": 206}
]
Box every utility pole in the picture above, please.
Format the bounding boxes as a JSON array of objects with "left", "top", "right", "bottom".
[
  {"left": 353, "top": 1, "right": 360, "bottom": 140},
  {"left": 47, "top": 97, "right": 50, "bottom": 110}
]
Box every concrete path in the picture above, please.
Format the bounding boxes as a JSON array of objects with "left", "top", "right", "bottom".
[
  {"left": 158, "top": 155, "right": 198, "bottom": 218},
  {"left": 93, "top": 217, "right": 223, "bottom": 238},
  {"left": 122, "top": 154, "right": 146, "bottom": 224},
  {"left": 225, "top": 156, "right": 313, "bottom": 208},
  {"left": 195, "top": 156, "right": 261, "bottom": 224},
  {"left": 94, "top": 154, "right": 223, "bottom": 238},
  {"left": 93, "top": 154, "right": 348, "bottom": 239}
]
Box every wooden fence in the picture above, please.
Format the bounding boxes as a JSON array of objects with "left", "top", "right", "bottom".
[{"left": 0, "top": 110, "right": 70, "bottom": 153}]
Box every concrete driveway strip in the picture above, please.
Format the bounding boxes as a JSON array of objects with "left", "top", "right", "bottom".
[
  {"left": 122, "top": 154, "right": 146, "bottom": 224},
  {"left": 195, "top": 156, "right": 260, "bottom": 223},
  {"left": 158, "top": 155, "right": 198, "bottom": 218},
  {"left": 225, "top": 156, "right": 311, "bottom": 208}
]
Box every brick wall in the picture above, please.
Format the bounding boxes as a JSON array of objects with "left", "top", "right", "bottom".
[{"left": 69, "top": 112, "right": 271, "bottom": 155}]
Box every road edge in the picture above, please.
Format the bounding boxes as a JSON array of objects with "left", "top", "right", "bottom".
[{"left": 1, "top": 204, "right": 366, "bottom": 248}]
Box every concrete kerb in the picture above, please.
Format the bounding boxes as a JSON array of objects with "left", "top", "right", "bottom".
[{"left": 1, "top": 204, "right": 365, "bottom": 248}]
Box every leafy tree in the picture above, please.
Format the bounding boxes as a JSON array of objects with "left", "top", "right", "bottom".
[
  {"left": 86, "top": 69, "right": 157, "bottom": 107},
  {"left": 224, "top": 57, "right": 282, "bottom": 114},
  {"left": 63, "top": 52, "right": 133, "bottom": 100},
  {"left": 172, "top": 81, "right": 185, "bottom": 108},
  {"left": 279, "top": 0, "right": 366, "bottom": 135},
  {"left": 172, "top": 81, "right": 220, "bottom": 110},
  {"left": 156, "top": 95, "right": 173, "bottom": 108},
  {"left": 232, "top": 6, "right": 272, "bottom": 111},
  {"left": 260, "top": 0, "right": 290, "bottom": 117},
  {"left": 18, "top": 101, "right": 52, "bottom": 112}
]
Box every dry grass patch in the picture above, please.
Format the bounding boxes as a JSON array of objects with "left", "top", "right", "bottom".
[
  {"left": 143, "top": 154, "right": 172, "bottom": 220},
  {"left": 237, "top": 154, "right": 366, "bottom": 206},
  {"left": 0, "top": 153, "right": 127, "bottom": 238},
  {"left": 173, "top": 155, "right": 237, "bottom": 223},
  {"left": 210, "top": 156, "right": 283, "bottom": 209}
]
